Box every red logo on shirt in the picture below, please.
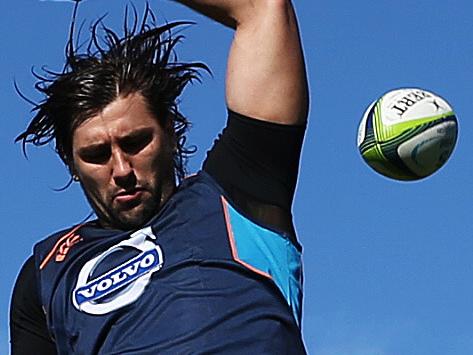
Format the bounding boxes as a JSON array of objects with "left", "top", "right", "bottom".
[
  {"left": 55, "top": 233, "right": 83, "bottom": 262},
  {"left": 40, "top": 225, "right": 84, "bottom": 270}
]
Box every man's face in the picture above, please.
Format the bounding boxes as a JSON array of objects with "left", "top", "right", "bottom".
[{"left": 72, "top": 93, "right": 175, "bottom": 230}]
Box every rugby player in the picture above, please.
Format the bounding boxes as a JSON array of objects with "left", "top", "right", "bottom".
[{"left": 10, "top": 0, "right": 309, "bottom": 353}]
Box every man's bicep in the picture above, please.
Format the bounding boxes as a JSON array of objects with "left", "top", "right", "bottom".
[
  {"left": 226, "top": 0, "right": 309, "bottom": 125},
  {"left": 10, "top": 256, "right": 57, "bottom": 355},
  {"left": 173, "top": 0, "right": 309, "bottom": 122}
]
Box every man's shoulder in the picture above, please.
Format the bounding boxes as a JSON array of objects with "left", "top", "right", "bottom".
[
  {"left": 34, "top": 223, "right": 86, "bottom": 270},
  {"left": 35, "top": 224, "right": 83, "bottom": 246},
  {"left": 178, "top": 170, "right": 225, "bottom": 196}
]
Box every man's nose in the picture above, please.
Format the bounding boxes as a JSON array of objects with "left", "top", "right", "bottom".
[{"left": 112, "top": 150, "right": 135, "bottom": 185}]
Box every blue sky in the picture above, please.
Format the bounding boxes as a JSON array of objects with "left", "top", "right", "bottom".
[{"left": 1, "top": 1, "right": 473, "bottom": 354}]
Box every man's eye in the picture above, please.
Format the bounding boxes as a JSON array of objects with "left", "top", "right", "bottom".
[
  {"left": 121, "top": 133, "right": 153, "bottom": 154},
  {"left": 80, "top": 148, "right": 111, "bottom": 164}
]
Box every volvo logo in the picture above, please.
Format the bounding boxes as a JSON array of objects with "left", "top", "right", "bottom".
[{"left": 72, "top": 227, "right": 164, "bottom": 315}]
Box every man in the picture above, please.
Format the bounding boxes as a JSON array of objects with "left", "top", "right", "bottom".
[{"left": 10, "top": 0, "right": 309, "bottom": 353}]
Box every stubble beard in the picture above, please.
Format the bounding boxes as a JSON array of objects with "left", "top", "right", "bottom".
[
  {"left": 84, "top": 177, "right": 175, "bottom": 231},
  {"left": 113, "top": 195, "right": 160, "bottom": 230}
]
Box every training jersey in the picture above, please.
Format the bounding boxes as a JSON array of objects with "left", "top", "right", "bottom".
[{"left": 11, "top": 111, "right": 307, "bottom": 354}]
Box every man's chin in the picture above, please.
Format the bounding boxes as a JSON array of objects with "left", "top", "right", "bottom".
[{"left": 113, "top": 206, "right": 156, "bottom": 230}]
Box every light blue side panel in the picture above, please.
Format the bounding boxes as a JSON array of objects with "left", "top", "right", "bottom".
[{"left": 225, "top": 201, "right": 303, "bottom": 326}]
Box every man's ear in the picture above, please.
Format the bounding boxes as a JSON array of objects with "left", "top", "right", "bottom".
[{"left": 68, "top": 162, "right": 80, "bottom": 182}]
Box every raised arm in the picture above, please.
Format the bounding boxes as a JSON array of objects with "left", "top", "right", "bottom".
[{"left": 173, "top": 0, "right": 309, "bottom": 125}]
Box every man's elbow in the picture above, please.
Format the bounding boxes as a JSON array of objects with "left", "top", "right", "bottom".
[{"left": 234, "top": 0, "right": 295, "bottom": 28}]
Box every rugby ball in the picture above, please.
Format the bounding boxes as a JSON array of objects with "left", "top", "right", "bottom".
[{"left": 357, "top": 88, "right": 458, "bottom": 180}]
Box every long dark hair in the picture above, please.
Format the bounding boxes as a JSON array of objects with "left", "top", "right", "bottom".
[{"left": 16, "top": 2, "right": 209, "bottom": 182}]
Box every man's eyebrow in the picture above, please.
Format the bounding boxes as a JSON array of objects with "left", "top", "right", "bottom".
[
  {"left": 116, "top": 127, "right": 155, "bottom": 146},
  {"left": 118, "top": 127, "right": 154, "bottom": 139}
]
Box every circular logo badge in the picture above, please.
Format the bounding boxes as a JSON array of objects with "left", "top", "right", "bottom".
[{"left": 72, "top": 227, "right": 164, "bottom": 315}]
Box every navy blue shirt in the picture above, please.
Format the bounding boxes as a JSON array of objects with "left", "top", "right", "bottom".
[{"left": 11, "top": 111, "right": 306, "bottom": 354}]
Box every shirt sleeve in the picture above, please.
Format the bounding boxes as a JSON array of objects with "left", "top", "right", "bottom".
[
  {"left": 203, "top": 110, "right": 306, "bottom": 239},
  {"left": 10, "top": 256, "right": 57, "bottom": 355},
  {"left": 203, "top": 110, "right": 306, "bottom": 211}
]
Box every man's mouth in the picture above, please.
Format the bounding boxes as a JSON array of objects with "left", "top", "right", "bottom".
[{"left": 113, "top": 188, "right": 145, "bottom": 205}]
